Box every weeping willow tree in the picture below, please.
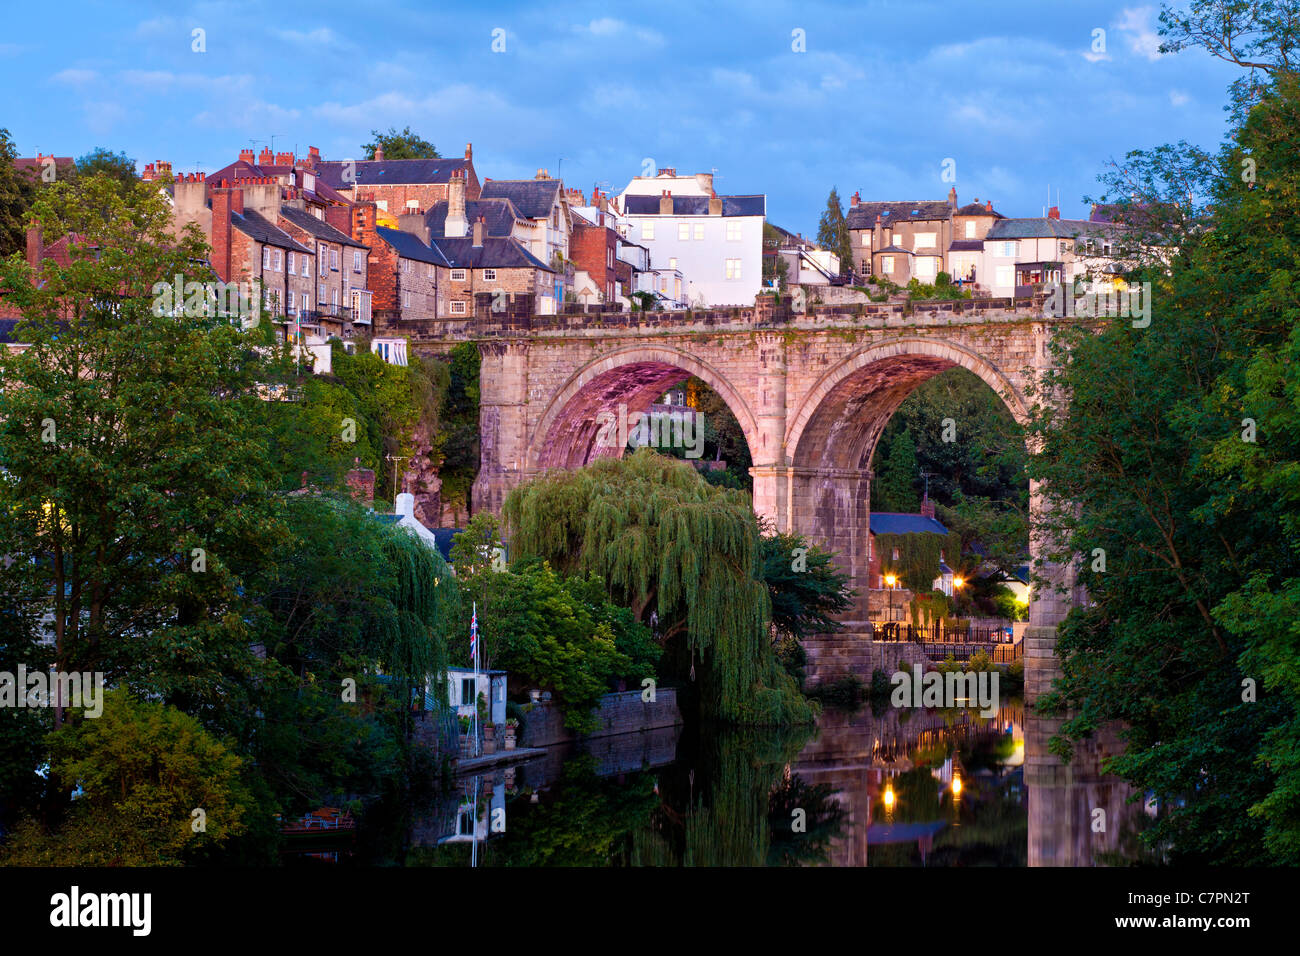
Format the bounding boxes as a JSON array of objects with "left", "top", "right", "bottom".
[{"left": 502, "top": 449, "right": 814, "bottom": 725}]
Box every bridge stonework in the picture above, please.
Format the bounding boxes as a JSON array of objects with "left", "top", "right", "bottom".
[{"left": 411, "top": 295, "right": 1080, "bottom": 700}]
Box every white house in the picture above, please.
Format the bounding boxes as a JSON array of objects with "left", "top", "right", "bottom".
[
  {"left": 444, "top": 666, "right": 508, "bottom": 725},
  {"left": 615, "top": 168, "right": 765, "bottom": 306}
]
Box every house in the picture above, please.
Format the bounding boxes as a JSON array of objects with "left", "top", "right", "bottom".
[
  {"left": 349, "top": 203, "right": 449, "bottom": 329},
  {"left": 616, "top": 167, "right": 765, "bottom": 306},
  {"left": 867, "top": 498, "right": 961, "bottom": 619},
  {"left": 445, "top": 667, "right": 508, "bottom": 725},
  {"left": 316, "top": 143, "right": 480, "bottom": 222},
  {"left": 765, "top": 224, "right": 841, "bottom": 285},
  {"left": 277, "top": 205, "right": 373, "bottom": 336},
  {"left": 479, "top": 172, "right": 572, "bottom": 304},
  {"left": 846, "top": 188, "right": 960, "bottom": 282},
  {"left": 981, "top": 210, "right": 1129, "bottom": 297},
  {"left": 431, "top": 221, "right": 556, "bottom": 318},
  {"left": 947, "top": 198, "right": 1005, "bottom": 286},
  {"left": 12, "top": 152, "right": 76, "bottom": 185},
  {"left": 568, "top": 205, "right": 621, "bottom": 305},
  {"left": 422, "top": 169, "right": 530, "bottom": 245}
]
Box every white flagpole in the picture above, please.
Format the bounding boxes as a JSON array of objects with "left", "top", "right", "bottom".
[{"left": 472, "top": 601, "right": 479, "bottom": 757}]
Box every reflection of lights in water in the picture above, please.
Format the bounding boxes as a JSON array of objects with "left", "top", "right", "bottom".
[
  {"left": 883, "top": 784, "right": 896, "bottom": 811},
  {"left": 952, "top": 775, "right": 962, "bottom": 797}
]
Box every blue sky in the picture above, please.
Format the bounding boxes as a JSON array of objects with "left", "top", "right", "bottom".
[{"left": 0, "top": 0, "right": 1243, "bottom": 235}]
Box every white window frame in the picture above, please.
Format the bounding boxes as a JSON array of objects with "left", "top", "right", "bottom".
[
  {"left": 353, "top": 250, "right": 362, "bottom": 272},
  {"left": 724, "top": 258, "right": 741, "bottom": 280},
  {"left": 262, "top": 247, "right": 271, "bottom": 269},
  {"left": 726, "top": 221, "right": 741, "bottom": 241},
  {"left": 693, "top": 223, "right": 705, "bottom": 240},
  {"left": 881, "top": 255, "right": 894, "bottom": 274},
  {"left": 965, "top": 221, "right": 976, "bottom": 239},
  {"left": 287, "top": 252, "right": 296, "bottom": 275},
  {"left": 678, "top": 222, "right": 690, "bottom": 241},
  {"left": 915, "top": 232, "right": 937, "bottom": 248},
  {"left": 450, "top": 300, "right": 467, "bottom": 315},
  {"left": 451, "top": 268, "right": 466, "bottom": 281},
  {"left": 642, "top": 222, "right": 655, "bottom": 241},
  {"left": 483, "top": 268, "right": 497, "bottom": 281},
  {"left": 302, "top": 256, "right": 310, "bottom": 278},
  {"left": 273, "top": 249, "right": 282, "bottom": 271}
]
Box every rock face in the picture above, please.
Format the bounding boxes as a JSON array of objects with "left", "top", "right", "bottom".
[{"left": 401, "top": 413, "right": 444, "bottom": 528}]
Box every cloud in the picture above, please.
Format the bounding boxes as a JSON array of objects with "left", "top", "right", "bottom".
[
  {"left": 1115, "top": 6, "right": 1164, "bottom": 61},
  {"left": 52, "top": 68, "right": 98, "bottom": 86},
  {"left": 1169, "top": 89, "right": 1190, "bottom": 106},
  {"left": 574, "top": 18, "right": 663, "bottom": 47},
  {"left": 275, "top": 27, "right": 349, "bottom": 49}
]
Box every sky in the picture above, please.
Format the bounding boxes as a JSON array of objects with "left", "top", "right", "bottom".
[{"left": 0, "top": 0, "right": 1245, "bottom": 236}]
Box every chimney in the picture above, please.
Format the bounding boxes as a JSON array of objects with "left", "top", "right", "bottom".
[
  {"left": 708, "top": 189, "right": 722, "bottom": 216},
  {"left": 656, "top": 167, "right": 676, "bottom": 177},
  {"left": 398, "top": 211, "right": 430, "bottom": 245},
  {"left": 1048, "top": 206, "right": 1060, "bottom": 220},
  {"left": 345, "top": 460, "right": 376, "bottom": 505},
  {"left": 211, "top": 189, "right": 233, "bottom": 282},
  {"left": 325, "top": 203, "right": 352, "bottom": 236},
  {"left": 275, "top": 151, "right": 294, "bottom": 167},
  {"left": 374, "top": 145, "right": 385, "bottom": 162},
  {"left": 307, "top": 146, "right": 320, "bottom": 168},
  {"left": 258, "top": 147, "right": 273, "bottom": 166},
  {"left": 920, "top": 494, "right": 935, "bottom": 519},
  {"left": 157, "top": 160, "right": 172, "bottom": 180},
  {"left": 472, "top": 215, "right": 484, "bottom": 248},
  {"left": 352, "top": 203, "right": 378, "bottom": 244},
  {"left": 464, "top": 142, "right": 473, "bottom": 163},
  {"left": 948, "top": 186, "right": 958, "bottom": 208},
  {"left": 240, "top": 149, "right": 255, "bottom": 165},
  {"left": 985, "top": 200, "right": 993, "bottom": 212},
  {"left": 850, "top": 191, "right": 860, "bottom": 207},
  {"left": 659, "top": 190, "right": 672, "bottom": 215},
  {"left": 26, "top": 221, "right": 42, "bottom": 269},
  {"left": 535, "top": 168, "right": 550, "bottom": 180},
  {"left": 445, "top": 168, "right": 468, "bottom": 237},
  {"left": 142, "top": 163, "right": 156, "bottom": 182},
  {"left": 395, "top": 492, "right": 416, "bottom": 519}
]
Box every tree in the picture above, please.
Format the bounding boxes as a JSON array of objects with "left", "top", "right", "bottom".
[
  {"left": 0, "top": 127, "right": 36, "bottom": 257},
  {"left": 362, "top": 127, "right": 440, "bottom": 161},
  {"left": 760, "top": 526, "right": 854, "bottom": 640},
  {"left": 1028, "top": 63, "right": 1300, "bottom": 863},
  {"left": 815, "top": 187, "right": 852, "bottom": 276},
  {"left": 434, "top": 342, "right": 479, "bottom": 523},
  {"left": 0, "top": 690, "right": 252, "bottom": 866},
  {"left": 502, "top": 450, "right": 815, "bottom": 725},
  {"left": 872, "top": 427, "right": 921, "bottom": 512},
  {"left": 73, "top": 147, "right": 138, "bottom": 187}
]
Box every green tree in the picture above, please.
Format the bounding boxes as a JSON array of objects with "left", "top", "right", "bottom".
[
  {"left": 760, "top": 526, "right": 854, "bottom": 640},
  {"left": 0, "top": 127, "right": 37, "bottom": 257},
  {"left": 1, "top": 690, "right": 252, "bottom": 866},
  {"left": 363, "top": 126, "right": 440, "bottom": 161},
  {"left": 815, "top": 187, "right": 852, "bottom": 276},
  {"left": 1029, "top": 55, "right": 1300, "bottom": 863},
  {"left": 872, "top": 427, "right": 921, "bottom": 512},
  {"left": 435, "top": 342, "right": 480, "bottom": 522},
  {"left": 502, "top": 449, "right": 815, "bottom": 725},
  {"left": 72, "top": 147, "right": 138, "bottom": 187}
]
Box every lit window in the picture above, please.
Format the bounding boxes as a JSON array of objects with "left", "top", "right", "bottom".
[
  {"left": 881, "top": 255, "right": 894, "bottom": 274},
  {"left": 724, "top": 258, "right": 741, "bottom": 279},
  {"left": 287, "top": 290, "right": 295, "bottom": 314},
  {"left": 678, "top": 222, "right": 690, "bottom": 241},
  {"left": 302, "top": 294, "right": 310, "bottom": 313},
  {"left": 693, "top": 223, "right": 704, "bottom": 240},
  {"left": 726, "top": 221, "right": 741, "bottom": 241},
  {"left": 319, "top": 282, "right": 327, "bottom": 300},
  {"left": 669, "top": 257, "right": 677, "bottom": 270},
  {"left": 862, "top": 233, "right": 871, "bottom": 246},
  {"left": 915, "top": 257, "right": 937, "bottom": 279}
]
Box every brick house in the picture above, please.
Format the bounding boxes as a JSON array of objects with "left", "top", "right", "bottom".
[
  {"left": 317, "top": 144, "right": 480, "bottom": 222},
  {"left": 277, "top": 205, "right": 372, "bottom": 337},
  {"left": 350, "top": 203, "right": 449, "bottom": 332},
  {"left": 568, "top": 208, "right": 619, "bottom": 305},
  {"left": 432, "top": 217, "right": 555, "bottom": 318},
  {"left": 846, "top": 188, "right": 959, "bottom": 281}
]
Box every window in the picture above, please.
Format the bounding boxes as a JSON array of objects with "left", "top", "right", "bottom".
[
  {"left": 332, "top": 288, "right": 339, "bottom": 307},
  {"left": 287, "top": 252, "right": 296, "bottom": 275},
  {"left": 668, "top": 257, "right": 677, "bottom": 270},
  {"left": 319, "top": 282, "right": 327, "bottom": 300},
  {"left": 331, "top": 249, "right": 339, "bottom": 271},
  {"left": 353, "top": 250, "right": 362, "bottom": 272},
  {"left": 997, "top": 241, "right": 1018, "bottom": 257},
  {"left": 862, "top": 233, "right": 871, "bottom": 246},
  {"left": 915, "top": 232, "right": 936, "bottom": 248},
  {"left": 302, "top": 294, "right": 310, "bottom": 314},
  {"left": 302, "top": 257, "right": 310, "bottom": 278},
  {"left": 402, "top": 291, "right": 411, "bottom": 308},
  {"left": 262, "top": 247, "right": 271, "bottom": 269},
  {"left": 726, "top": 221, "right": 741, "bottom": 241},
  {"left": 273, "top": 249, "right": 282, "bottom": 271},
  {"left": 460, "top": 678, "right": 474, "bottom": 706},
  {"left": 402, "top": 259, "right": 411, "bottom": 273},
  {"left": 450, "top": 300, "right": 467, "bottom": 315},
  {"left": 287, "top": 290, "right": 295, "bottom": 314},
  {"left": 642, "top": 222, "right": 654, "bottom": 240},
  {"left": 965, "top": 221, "right": 976, "bottom": 238},
  {"left": 915, "top": 256, "right": 937, "bottom": 279},
  {"left": 892, "top": 548, "right": 900, "bottom": 561},
  {"left": 893, "top": 234, "right": 906, "bottom": 249},
  {"left": 451, "top": 269, "right": 466, "bottom": 281},
  {"left": 483, "top": 269, "right": 497, "bottom": 281},
  {"left": 881, "top": 255, "right": 894, "bottom": 274},
  {"left": 693, "top": 223, "right": 704, "bottom": 240},
  {"left": 995, "top": 265, "right": 1014, "bottom": 286},
  {"left": 725, "top": 258, "right": 741, "bottom": 279},
  {"left": 607, "top": 249, "right": 613, "bottom": 268},
  {"left": 428, "top": 262, "right": 434, "bottom": 278},
  {"left": 318, "top": 243, "right": 327, "bottom": 267},
  {"left": 678, "top": 222, "right": 690, "bottom": 241}
]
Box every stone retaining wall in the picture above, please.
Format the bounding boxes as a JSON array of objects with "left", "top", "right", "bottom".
[{"left": 520, "top": 688, "right": 682, "bottom": 749}]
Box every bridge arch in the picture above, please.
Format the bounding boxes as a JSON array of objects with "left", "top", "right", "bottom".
[{"left": 528, "top": 345, "right": 760, "bottom": 472}]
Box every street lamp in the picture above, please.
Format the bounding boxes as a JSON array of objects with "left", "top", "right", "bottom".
[{"left": 884, "top": 574, "right": 897, "bottom": 629}]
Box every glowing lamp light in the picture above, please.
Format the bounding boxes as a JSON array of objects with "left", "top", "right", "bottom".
[
  {"left": 953, "top": 576, "right": 965, "bottom": 589},
  {"left": 884, "top": 574, "right": 897, "bottom": 588},
  {"left": 883, "top": 785, "right": 896, "bottom": 809},
  {"left": 952, "top": 776, "right": 963, "bottom": 797}
]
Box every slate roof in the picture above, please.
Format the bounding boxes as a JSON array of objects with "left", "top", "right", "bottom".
[
  {"left": 231, "top": 210, "right": 313, "bottom": 253},
  {"left": 954, "top": 202, "right": 1005, "bottom": 219},
  {"left": 869, "top": 512, "right": 950, "bottom": 535},
  {"left": 423, "top": 198, "right": 522, "bottom": 238},
  {"left": 621, "top": 194, "right": 766, "bottom": 217},
  {"left": 948, "top": 239, "right": 985, "bottom": 251},
  {"left": 847, "top": 200, "right": 953, "bottom": 230},
  {"left": 985, "top": 218, "right": 1118, "bottom": 240},
  {"left": 316, "top": 157, "right": 472, "bottom": 188},
  {"left": 431, "top": 236, "right": 553, "bottom": 271},
  {"left": 278, "top": 205, "right": 367, "bottom": 248},
  {"left": 478, "top": 179, "right": 563, "bottom": 219},
  {"left": 374, "top": 227, "right": 452, "bottom": 267}
]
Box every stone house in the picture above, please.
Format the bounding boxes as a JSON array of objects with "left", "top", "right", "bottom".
[
  {"left": 846, "top": 188, "right": 959, "bottom": 281},
  {"left": 350, "top": 203, "right": 449, "bottom": 331}
]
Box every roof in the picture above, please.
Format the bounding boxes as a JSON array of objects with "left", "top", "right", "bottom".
[
  {"left": 374, "top": 226, "right": 452, "bottom": 267},
  {"left": 875, "top": 244, "right": 909, "bottom": 255},
  {"left": 13, "top": 156, "right": 76, "bottom": 181},
  {"left": 948, "top": 239, "right": 984, "bottom": 252},
  {"left": 278, "top": 205, "right": 367, "bottom": 248},
  {"left": 622, "top": 194, "right": 766, "bottom": 217},
  {"left": 231, "top": 210, "right": 313, "bottom": 253},
  {"left": 478, "top": 179, "right": 564, "bottom": 219},
  {"left": 986, "top": 218, "right": 1118, "bottom": 240},
  {"left": 316, "top": 157, "right": 472, "bottom": 188},
  {"left": 424, "top": 198, "right": 522, "bottom": 238},
  {"left": 869, "top": 512, "right": 950, "bottom": 535},
  {"left": 847, "top": 200, "right": 953, "bottom": 229},
  {"left": 432, "top": 236, "right": 554, "bottom": 271},
  {"left": 954, "top": 202, "right": 1005, "bottom": 219}
]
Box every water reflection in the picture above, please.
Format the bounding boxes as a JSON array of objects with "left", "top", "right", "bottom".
[{"left": 333, "top": 700, "right": 1147, "bottom": 866}]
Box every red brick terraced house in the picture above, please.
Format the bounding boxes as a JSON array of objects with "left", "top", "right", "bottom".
[{"left": 316, "top": 144, "right": 481, "bottom": 222}]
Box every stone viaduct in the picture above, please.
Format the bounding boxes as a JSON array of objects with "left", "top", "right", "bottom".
[{"left": 405, "top": 292, "right": 1085, "bottom": 700}]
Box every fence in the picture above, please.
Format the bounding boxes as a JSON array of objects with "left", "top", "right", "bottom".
[{"left": 869, "top": 622, "right": 1023, "bottom": 664}]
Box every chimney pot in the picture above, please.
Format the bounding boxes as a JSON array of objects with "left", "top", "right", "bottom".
[
  {"left": 986, "top": 200, "right": 992, "bottom": 211},
  {"left": 374, "top": 146, "right": 385, "bottom": 162}
]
